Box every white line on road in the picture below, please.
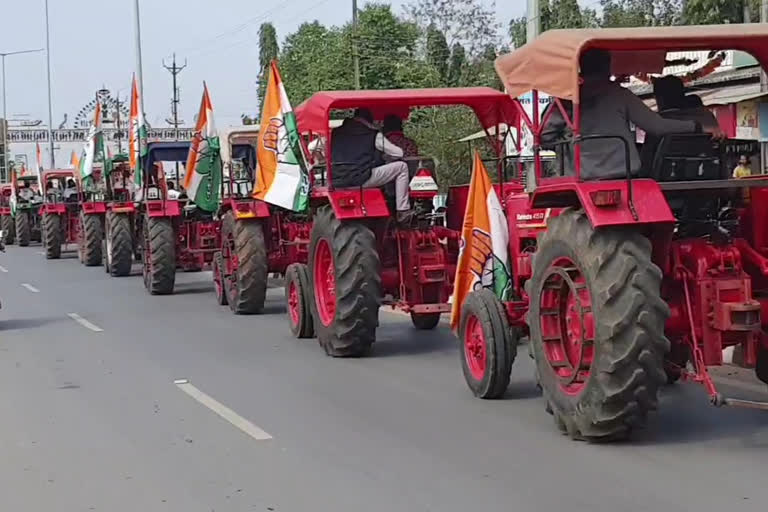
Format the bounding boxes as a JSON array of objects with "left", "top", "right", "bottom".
[
  {"left": 174, "top": 379, "right": 272, "bottom": 441},
  {"left": 67, "top": 313, "right": 104, "bottom": 332},
  {"left": 0, "top": 265, "right": 7, "bottom": 273},
  {"left": 21, "top": 283, "right": 39, "bottom": 293},
  {"left": 36, "top": 251, "right": 46, "bottom": 256}
]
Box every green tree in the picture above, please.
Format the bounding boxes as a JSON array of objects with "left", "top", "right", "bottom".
[
  {"left": 683, "top": 0, "right": 759, "bottom": 24},
  {"left": 600, "top": 0, "right": 682, "bottom": 27},
  {"left": 426, "top": 24, "right": 450, "bottom": 83},
  {"left": 447, "top": 43, "right": 467, "bottom": 86},
  {"left": 406, "top": 0, "right": 499, "bottom": 56},
  {"left": 509, "top": 0, "right": 600, "bottom": 49},
  {"left": 257, "top": 23, "right": 279, "bottom": 109}
]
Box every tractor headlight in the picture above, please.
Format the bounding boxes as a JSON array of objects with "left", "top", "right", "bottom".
[{"left": 147, "top": 187, "right": 160, "bottom": 200}]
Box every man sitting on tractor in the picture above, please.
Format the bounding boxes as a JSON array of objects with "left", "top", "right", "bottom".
[
  {"left": 331, "top": 108, "right": 414, "bottom": 223},
  {"left": 652, "top": 75, "right": 719, "bottom": 132},
  {"left": 382, "top": 114, "right": 419, "bottom": 157},
  {"left": 542, "top": 49, "right": 710, "bottom": 180}
]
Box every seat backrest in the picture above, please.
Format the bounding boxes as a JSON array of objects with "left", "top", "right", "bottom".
[{"left": 648, "top": 134, "right": 721, "bottom": 182}]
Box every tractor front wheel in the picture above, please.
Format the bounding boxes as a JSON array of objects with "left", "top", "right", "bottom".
[
  {"left": 309, "top": 205, "right": 381, "bottom": 357},
  {"left": 757, "top": 345, "right": 768, "bottom": 386},
  {"left": 143, "top": 216, "right": 176, "bottom": 295},
  {"left": 2, "top": 215, "right": 15, "bottom": 245},
  {"left": 221, "top": 213, "right": 268, "bottom": 314},
  {"left": 107, "top": 212, "right": 134, "bottom": 277},
  {"left": 42, "top": 213, "right": 62, "bottom": 259},
  {"left": 80, "top": 212, "right": 103, "bottom": 266},
  {"left": 527, "top": 208, "right": 669, "bottom": 442},
  {"left": 286, "top": 263, "right": 314, "bottom": 339},
  {"left": 16, "top": 211, "right": 31, "bottom": 247},
  {"left": 460, "top": 289, "right": 517, "bottom": 398}
]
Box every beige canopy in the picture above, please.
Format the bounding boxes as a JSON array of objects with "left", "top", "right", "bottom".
[{"left": 495, "top": 24, "right": 768, "bottom": 103}]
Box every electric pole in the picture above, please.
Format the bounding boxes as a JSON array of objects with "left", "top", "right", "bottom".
[
  {"left": 526, "top": 0, "right": 540, "bottom": 43},
  {"left": 115, "top": 91, "right": 123, "bottom": 154},
  {"left": 352, "top": 0, "right": 360, "bottom": 89},
  {"left": 163, "top": 53, "right": 187, "bottom": 142}
]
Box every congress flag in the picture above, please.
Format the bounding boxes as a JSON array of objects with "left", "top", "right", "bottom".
[
  {"left": 184, "top": 84, "right": 221, "bottom": 212},
  {"left": 129, "top": 74, "right": 147, "bottom": 188}
]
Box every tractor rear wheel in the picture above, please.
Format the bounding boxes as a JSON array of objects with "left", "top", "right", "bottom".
[
  {"left": 80, "top": 212, "right": 103, "bottom": 266},
  {"left": 460, "top": 289, "right": 517, "bottom": 398},
  {"left": 411, "top": 312, "right": 441, "bottom": 330},
  {"left": 757, "top": 345, "right": 768, "bottom": 386},
  {"left": 107, "top": 212, "right": 134, "bottom": 277},
  {"left": 309, "top": 205, "right": 381, "bottom": 357},
  {"left": 286, "top": 263, "right": 314, "bottom": 339},
  {"left": 527, "top": 209, "right": 669, "bottom": 442},
  {"left": 213, "top": 251, "right": 228, "bottom": 306},
  {"left": 221, "top": 213, "right": 268, "bottom": 314},
  {"left": 143, "top": 216, "right": 176, "bottom": 295},
  {"left": 16, "top": 211, "right": 30, "bottom": 247},
  {"left": 2, "top": 215, "right": 15, "bottom": 244},
  {"left": 42, "top": 213, "right": 62, "bottom": 259}
]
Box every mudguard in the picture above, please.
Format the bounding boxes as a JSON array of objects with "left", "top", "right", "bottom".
[
  {"left": 325, "top": 188, "right": 390, "bottom": 220},
  {"left": 81, "top": 202, "right": 107, "bottom": 214},
  {"left": 145, "top": 199, "right": 181, "bottom": 217}
]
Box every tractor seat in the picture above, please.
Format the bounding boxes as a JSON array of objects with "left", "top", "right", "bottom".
[{"left": 642, "top": 133, "right": 721, "bottom": 182}]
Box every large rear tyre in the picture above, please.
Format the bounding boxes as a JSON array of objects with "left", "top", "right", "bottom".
[
  {"left": 143, "top": 216, "right": 176, "bottom": 295},
  {"left": 107, "top": 212, "right": 134, "bottom": 277},
  {"left": 286, "top": 263, "right": 314, "bottom": 339},
  {"left": 16, "top": 211, "right": 31, "bottom": 247},
  {"left": 757, "top": 345, "right": 768, "bottom": 386},
  {"left": 460, "top": 289, "right": 517, "bottom": 399},
  {"left": 213, "top": 251, "right": 228, "bottom": 306},
  {"left": 80, "top": 212, "right": 103, "bottom": 266},
  {"left": 2, "top": 215, "right": 15, "bottom": 244},
  {"left": 411, "top": 312, "right": 441, "bottom": 330},
  {"left": 42, "top": 213, "right": 62, "bottom": 259},
  {"left": 527, "top": 209, "right": 669, "bottom": 442},
  {"left": 222, "top": 213, "right": 268, "bottom": 314},
  {"left": 308, "top": 205, "right": 381, "bottom": 357}
]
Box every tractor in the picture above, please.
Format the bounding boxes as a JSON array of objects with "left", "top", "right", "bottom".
[
  {"left": 290, "top": 88, "right": 518, "bottom": 356},
  {"left": 77, "top": 167, "right": 108, "bottom": 267},
  {"left": 0, "top": 184, "right": 15, "bottom": 245},
  {"left": 40, "top": 169, "right": 82, "bottom": 259},
  {"left": 212, "top": 126, "right": 310, "bottom": 316},
  {"left": 453, "top": 25, "right": 768, "bottom": 442},
  {"left": 103, "top": 154, "right": 139, "bottom": 277},
  {"left": 12, "top": 175, "right": 43, "bottom": 246},
  {"left": 137, "top": 141, "right": 221, "bottom": 295}
]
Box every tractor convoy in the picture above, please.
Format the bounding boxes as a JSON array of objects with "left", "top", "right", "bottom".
[{"left": 3, "top": 25, "right": 768, "bottom": 442}]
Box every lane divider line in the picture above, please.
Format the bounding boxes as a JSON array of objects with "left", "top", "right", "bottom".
[
  {"left": 67, "top": 313, "right": 104, "bottom": 332},
  {"left": 0, "top": 265, "right": 7, "bottom": 273},
  {"left": 174, "top": 379, "right": 272, "bottom": 441},
  {"left": 21, "top": 283, "right": 40, "bottom": 293},
  {"left": 36, "top": 251, "right": 46, "bottom": 256}
]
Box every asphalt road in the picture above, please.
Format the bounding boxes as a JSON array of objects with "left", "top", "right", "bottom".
[{"left": 1, "top": 243, "right": 767, "bottom": 512}]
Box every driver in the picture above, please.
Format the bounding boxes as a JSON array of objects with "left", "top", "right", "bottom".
[
  {"left": 382, "top": 115, "right": 419, "bottom": 157},
  {"left": 331, "top": 108, "right": 413, "bottom": 223}
]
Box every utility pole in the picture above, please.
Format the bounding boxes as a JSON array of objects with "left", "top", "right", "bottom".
[
  {"left": 163, "top": 53, "right": 187, "bottom": 142},
  {"left": 115, "top": 91, "right": 123, "bottom": 154},
  {"left": 352, "top": 0, "right": 360, "bottom": 89},
  {"left": 762, "top": 1, "right": 768, "bottom": 174},
  {"left": 44, "top": 0, "right": 55, "bottom": 167},
  {"left": 526, "top": 0, "right": 540, "bottom": 43}
]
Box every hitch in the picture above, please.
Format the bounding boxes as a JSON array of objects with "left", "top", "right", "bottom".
[{"left": 710, "top": 393, "right": 768, "bottom": 411}]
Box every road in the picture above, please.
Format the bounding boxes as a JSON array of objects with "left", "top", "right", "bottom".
[{"left": 1, "top": 243, "right": 767, "bottom": 512}]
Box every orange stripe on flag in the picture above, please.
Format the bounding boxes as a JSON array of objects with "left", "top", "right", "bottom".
[
  {"left": 252, "top": 61, "right": 283, "bottom": 200},
  {"left": 184, "top": 83, "right": 212, "bottom": 190}
]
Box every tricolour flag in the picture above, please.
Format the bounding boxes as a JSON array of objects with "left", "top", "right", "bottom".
[
  {"left": 80, "top": 102, "right": 103, "bottom": 179},
  {"left": 9, "top": 167, "right": 18, "bottom": 216},
  {"left": 35, "top": 142, "right": 44, "bottom": 190},
  {"left": 183, "top": 84, "right": 221, "bottom": 212},
  {"left": 129, "top": 74, "right": 147, "bottom": 189},
  {"left": 450, "top": 151, "right": 512, "bottom": 330},
  {"left": 70, "top": 150, "right": 80, "bottom": 170},
  {"left": 252, "top": 60, "right": 309, "bottom": 211}
]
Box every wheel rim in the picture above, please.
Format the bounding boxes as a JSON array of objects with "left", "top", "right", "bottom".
[
  {"left": 539, "top": 257, "right": 595, "bottom": 396},
  {"left": 464, "top": 314, "right": 487, "bottom": 380},
  {"left": 313, "top": 238, "right": 336, "bottom": 327},
  {"left": 288, "top": 278, "right": 300, "bottom": 326}
]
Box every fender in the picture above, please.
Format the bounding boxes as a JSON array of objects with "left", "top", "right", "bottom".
[
  {"left": 108, "top": 201, "right": 136, "bottom": 214},
  {"left": 81, "top": 202, "right": 107, "bottom": 214},
  {"left": 324, "top": 188, "right": 390, "bottom": 220},
  {"left": 531, "top": 178, "right": 675, "bottom": 228},
  {"left": 145, "top": 199, "right": 181, "bottom": 217},
  {"left": 229, "top": 198, "right": 271, "bottom": 219},
  {"left": 40, "top": 204, "right": 67, "bottom": 215}
]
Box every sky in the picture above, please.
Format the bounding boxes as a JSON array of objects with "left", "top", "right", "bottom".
[{"left": 1, "top": 0, "right": 529, "bottom": 135}]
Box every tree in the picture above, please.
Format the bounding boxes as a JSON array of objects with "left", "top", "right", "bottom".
[
  {"left": 447, "top": 43, "right": 467, "bottom": 86},
  {"left": 508, "top": 0, "right": 600, "bottom": 49},
  {"left": 600, "top": 0, "right": 682, "bottom": 27},
  {"left": 426, "top": 24, "right": 450, "bottom": 83},
  {"left": 683, "top": 0, "right": 759, "bottom": 24},
  {"left": 406, "top": 0, "right": 499, "bottom": 56},
  {"left": 257, "top": 23, "right": 279, "bottom": 110}
]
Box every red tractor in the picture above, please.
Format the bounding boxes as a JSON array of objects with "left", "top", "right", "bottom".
[
  {"left": 138, "top": 141, "right": 220, "bottom": 295},
  {"left": 453, "top": 26, "right": 768, "bottom": 442},
  {"left": 213, "top": 127, "right": 310, "bottom": 315},
  {"left": 0, "top": 184, "right": 15, "bottom": 245},
  {"left": 77, "top": 168, "right": 108, "bottom": 267},
  {"left": 40, "top": 169, "right": 82, "bottom": 259},
  {"left": 290, "top": 88, "right": 518, "bottom": 355},
  {"left": 103, "top": 155, "right": 139, "bottom": 277}
]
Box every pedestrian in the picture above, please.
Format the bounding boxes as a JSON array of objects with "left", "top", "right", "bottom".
[{"left": 733, "top": 154, "right": 752, "bottom": 179}]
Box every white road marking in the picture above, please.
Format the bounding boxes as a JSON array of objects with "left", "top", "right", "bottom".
[
  {"left": 0, "top": 265, "right": 7, "bottom": 273},
  {"left": 36, "top": 251, "right": 46, "bottom": 256},
  {"left": 67, "top": 313, "right": 104, "bottom": 332},
  {"left": 175, "top": 379, "right": 272, "bottom": 441},
  {"left": 21, "top": 283, "right": 39, "bottom": 293}
]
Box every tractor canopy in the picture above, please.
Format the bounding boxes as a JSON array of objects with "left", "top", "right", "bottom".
[
  {"left": 219, "top": 126, "right": 258, "bottom": 173},
  {"left": 143, "top": 141, "right": 191, "bottom": 170},
  {"left": 495, "top": 24, "right": 768, "bottom": 103}
]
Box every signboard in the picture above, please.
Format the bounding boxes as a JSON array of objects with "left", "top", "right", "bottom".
[
  {"left": 736, "top": 100, "right": 759, "bottom": 140},
  {"left": 7, "top": 127, "right": 196, "bottom": 144}
]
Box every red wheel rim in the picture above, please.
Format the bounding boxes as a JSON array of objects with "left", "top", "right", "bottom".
[
  {"left": 313, "top": 239, "right": 336, "bottom": 327},
  {"left": 539, "top": 257, "right": 595, "bottom": 396},
  {"left": 288, "top": 278, "right": 300, "bottom": 326},
  {"left": 464, "top": 314, "right": 486, "bottom": 381}
]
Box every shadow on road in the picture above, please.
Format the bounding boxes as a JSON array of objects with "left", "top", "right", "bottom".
[
  {"left": 0, "top": 316, "right": 64, "bottom": 331},
  {"left": 173, "top": 284, "right": 214, "bottom": 295},
  {"left": 372, "top": 326, "right": 457, "bottom": 357}
]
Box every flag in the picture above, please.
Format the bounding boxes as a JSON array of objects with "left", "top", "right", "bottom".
[
  {"left": 450, "top": 151, "right": 512, "bottom": 330},
  {"left": 80, "top": 102, "right": 102, "bottom": 179},
  {"left": 35, "top": 142, "right": 44, "bottom": 190},
  {"left": 70, "top": 150, "right": 80, "bottom": 170},
  {"left": 9, "top": 167, "right": 17, "bottom": 216},
  {"left": 129, "top": 74, "right": 147, "bottom": 188},
  {"left": 19, "top": 162, "right": 27, "bottom": 176},
  {"left": 253, "top": 60, "right": 309, "bottom": 211},
  {"left": 183, "top": 83, "right": 221, "bottom": 212}
]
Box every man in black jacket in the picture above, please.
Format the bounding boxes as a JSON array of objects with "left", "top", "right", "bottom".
[{"left": 331, "top": 109, "right": 413, "bottom": 223}]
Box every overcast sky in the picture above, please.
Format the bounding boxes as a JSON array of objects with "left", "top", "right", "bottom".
[{"left": 1, "top": 0, "right": 530, "bottom": 132}]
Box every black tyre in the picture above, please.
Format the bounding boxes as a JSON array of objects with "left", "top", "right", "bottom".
[
  {"left": 42, "top": 213, "right": 62, "bottom": 259},
  {"left": 102, "top": 238, "right": 109, "bottom": 273},
  {"left": 107, "top": 212, "right": 134, "bottom": 277},
  {"left": 460, "top": 289, "right": 517, "bottom": 399},
  {"left": 222, "top": 213, "right": 267, "bottom": 314},
  {"left": 411, "top": 312, "right": 441, "bottom": 330},
  {"left": 16, "top": 211, "right": 30, "bottom": 247},
  {"left": 143, "top": 216, "right": 176, "bottom": 295},
  {"left": 80, "top": 212, "right": 103, "bottom": 266},
  {"left": 213, "top": 251, "right": 228, "bottom": 306},
  {"left": 757, "top": 345, "right": 768, "bottom": 386},
  {"left": 308, "top": 205, "right": 381, "bottom": 357},
  {"left": 527, "top": 209, "right": 669, "bottom": 442},
  {"left": 285, "top": 263, "right": 314, "bottom": 338},
  {"left": 2, "top": 215, "right": 15, "bottom": 244}
]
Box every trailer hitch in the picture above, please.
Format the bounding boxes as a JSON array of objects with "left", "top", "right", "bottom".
[{"left": 710, "top": 394, "right": 768, "bottom": 411}]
